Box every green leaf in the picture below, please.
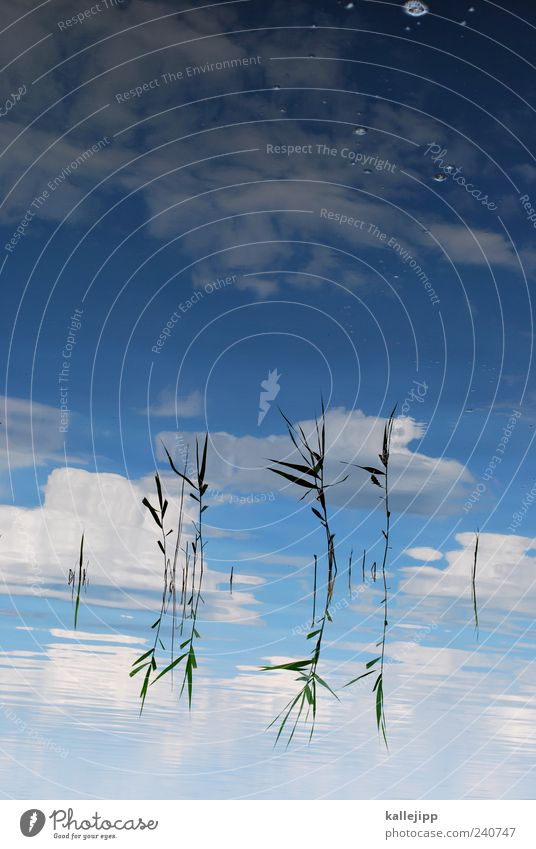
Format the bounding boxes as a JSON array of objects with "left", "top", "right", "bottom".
[
  {"left": 186, "top": 658, "right": 193, "bottom": 708},
  {"left": 268, "top": 468, "right": 316, "bottom": 489},
  {"left": 375, "top": 676, "right": 384, "bottom": 731},
  {"left": 155, "top": 473, "right": 164, "bottom": 508},
  {"left": 311, "top": 507, "right": 325, "bottom": 523},
  {"left": 343, "top": 669, "right": 376, "bottom": 687},
  {"left": 314, "top": 673, "right": 340, "bottom": 700},
  {"left": 199, "top": 433, "right": 208, "bottom": 485},
  {"left": 129, "top": 662, "right": 150, "bottom": 677},
  {"left": 74, "top": 593, "right": 80, "bottom": 630},
  {"left": 260, "top": 659, "right": 312, "bottom": 672},
  {"left": 139, "top": 666, "right": 152, "bottom": 714},
  {"left": 150, "top": 653, "right": 188, "bottom": 684},
  {"left": 366, "top": 656, "right": 382, "bottom": 669},
  {"left": 267, "top": 459, "right": 318, "bottom": 477},
  {"left": 161, "top": 442, "right": 195, "bottom": 488},
  {"left": 132, "top": 648, "right": 154, "bottom": 666},
  {"left": 142, "top": 497, "right": 162, "bottom": 528}
]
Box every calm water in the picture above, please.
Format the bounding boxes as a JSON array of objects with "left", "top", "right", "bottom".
[
  {"left": 1, "top": 568, "right": 535, "bottom": 799},
  {"left": 1, "top": 0, "right": 536, "bottom": 800}
]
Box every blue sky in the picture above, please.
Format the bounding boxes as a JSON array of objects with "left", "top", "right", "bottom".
[{"left": 1, "top": 0, "right": 536, "bottom": 800}]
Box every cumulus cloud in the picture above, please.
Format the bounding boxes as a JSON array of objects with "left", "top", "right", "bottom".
[
  {"left": 0, "top": 466, "right": 263, "bottom": 618},
  {"left": 156, "top": 407, "right": 472, "bottom": 516},
  {"left": 405, "top": 547, "right": 443, "bottom": 562},
  {"left": 401, "top": 532, "right": 536, "bottom": 614}
]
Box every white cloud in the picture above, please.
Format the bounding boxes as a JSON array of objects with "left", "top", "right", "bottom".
[
  {"left": 0, "top": 395, "right": 69, "bottom": 475},
  {"left": 48, "top": 628, "right": 145, "bottom": 644},
  {"left": 405, "top": 547, "right": 443, "bottom": 562},
  {"left": 0, "top": 466, "right": 263, "bottom": 621},
  {"left": 401, "top": 532, "right": 536, "bottom": 613},
  {"left": 423, "top": 223, "right": 517, "bottom": 269},
  {"left": 157, "top": 407, "right": 472, "bottom": 516}
]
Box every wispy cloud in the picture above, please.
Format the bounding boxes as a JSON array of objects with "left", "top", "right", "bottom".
[{"left": 140, "top": 388, "right": 202, "bottom": 418}]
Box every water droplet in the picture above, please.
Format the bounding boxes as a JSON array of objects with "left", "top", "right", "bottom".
[
  {"left": 273, "top": 84, "right": 280, "bottom": 90},
  {"left": 444, "top": 164, "right": 455, "bottom": 174},
  {"left": 363, "top": 169, "right": 371, "bottom": 174},
  {"left": 353, "top": 126, "right": 367, "bottom": 135},
  {"left": 433, "top": 173, "right": 447, "bottom": 182},
  {"left": 308, "top": 52, "right": 316, "bottom": 57},
  {"left": 345, "top": 1, "right": 354, "bottom": 7},
  {"left": 468, "top": 6, "right": 475, "bottom": 11},
  {"left": 402, "top": 1, "right": 429, "bottom": 17},
  {"left": 460, "top": 19, "right": 467, "bottom": 25},
  {"left": 280, "top": 108, "right": 286, "bottom": 114}
]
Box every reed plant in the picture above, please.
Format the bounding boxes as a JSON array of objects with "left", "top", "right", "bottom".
[
  {"left": 161, "top": 434, "right": 209, "bottom": 708},
  {"left": 130, "top": 471, "right": 178, "bottom": 713},
  {"left": 261, "top": 403, "right": 347, "bottom": 744},
  {"left": 471, "top": 530, "right": 480, "bottom": 637},
  {"left": 68, "top": 533, "right": 89, "bottom": 629},
  {"left": 343, "top": 405, "right": 396, "bottom": 748}
]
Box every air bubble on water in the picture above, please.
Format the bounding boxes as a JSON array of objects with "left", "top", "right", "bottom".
[
  {"left": 354, "top": 126, "right": 367, "bottom": 135},
  {"left": 280, "top": 108, "right": 286, "bottom": 113},
  {"left": 363, "top": 169, "right": 371, "bottom": 174},
  {"left": 345, "top": 1, "right": 355, "bottom": 8},
  {"left": 433, "top": 173, "right": 447, "bottom": 182},
  {"left": 402, "top": 1, "right": 429, "bottom": 17},
  {"left": 468, "top": 6, "right": 475, "bottom": 11},
  {"left": 460, "top": 20, "right": 467, "bottom": 25},
  {"left": 273, "top": 84, "right": 280, "bottom": 90}
]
